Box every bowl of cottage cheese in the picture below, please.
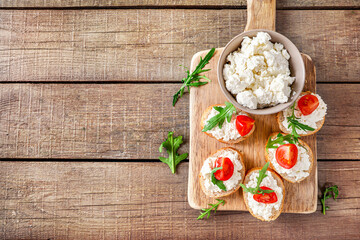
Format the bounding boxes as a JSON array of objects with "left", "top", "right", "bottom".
[{"left": 218, "top": 30, "right": 305, "bottom": 115}]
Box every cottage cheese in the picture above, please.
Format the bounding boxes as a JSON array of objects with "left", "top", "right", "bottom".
[
  {"left": 281, "top": 93, "right": 327, "bottom": 134},
  {"left": 204, "top": 107, "right": 247, "bottom": 142},
  {"left": 268, "top": 141, "right": 311, "bottom": 181},
  {"left": 246, "top": 171, "right": 283, "bottom": 221},
  {"left": 223, "top": 32, "right": 295, "bottom": 109},
  {"left": 200, "top": 150, "right": 243, "bottom": 193}
]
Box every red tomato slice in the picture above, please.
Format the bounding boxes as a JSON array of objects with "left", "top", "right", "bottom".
[
  {"left": 236, "top": 115, "right": 255, "bottom": 136},
  {"left": 275, "top": 144, "right": 298, "bottom": 169},
  {"left": 214, "top": 157, "right": 234, "bottom": 181},
  {"left": 297, "top": 94, "right": 319, "bottom": 116},
  {"left": 253, "top": 186, "right": 278, "bottom": 204}
]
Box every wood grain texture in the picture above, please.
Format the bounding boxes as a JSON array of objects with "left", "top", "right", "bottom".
[
  {"left": 188, "top": 49, "right": 317, "bottom": 212},
  {"left": 0, "top": 161, "right": 358, "bottom": 239},
  {"left": 0, "top": 83, "right": 358, "bottom": 159},
  {"left": 245, "top": 0, "right": 276, "bottom": 31},
  {"left": 0, "top": 0, "right": 359, "bottom": 8},
  {"left": 0, "top": 10, "right": 359, "bottom": 83}
]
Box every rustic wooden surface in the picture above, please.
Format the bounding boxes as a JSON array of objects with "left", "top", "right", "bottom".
[
  {"left": 0, "top": 0, "right": 359, "bottom": 239},
  {"left": 188, "top": 47, "right": 318, "bottom": 212},
  {"left": 0, "top": 10, "right": 359, "bottom": 83}
]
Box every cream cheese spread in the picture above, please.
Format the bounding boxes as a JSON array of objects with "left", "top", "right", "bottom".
[
  {"left": 204, "top": 106, "right": 247, "bottom": 141},
  {"left": 267, "top": 142, "right": 311, "bottom": 181},
  {"left": 200, "top": 150, "right": 243, "bottom": 193},
  {"left": 281, "top": 93, "right": 327, "bottom": 134},
  {"left": 223, "top": 32, "right": 295, "bottom": 109},
  {"left": 246, "top": 170, "right": 283, "bottom": 221}
]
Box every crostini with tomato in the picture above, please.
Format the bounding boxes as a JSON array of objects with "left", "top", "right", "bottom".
[
  {"left": 201, "top": 103, "right": 255, "bottom": 144},
  {"left": 199, "top": 147, "right": 245, "bottom": 198},
  {"left": 277, "top": 91, "right": 327, "bottom": 136},
  {"left": 265, "top": 132, "right": 314, "bottom": 183},
  {"left": 242, "top": 164, "right": 285, "bottom": 222}
]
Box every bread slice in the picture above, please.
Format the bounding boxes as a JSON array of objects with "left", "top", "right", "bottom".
[
  {"left": 200, "top": 104, "right": 255, "bottom": 144},
  {"left": 277, "top": 91, "right": 325, "bottom": 136},
  {"left": 264, "top": 132, "right": 314, "bottom": 183},
  {"left": 199, "top": 147, "right": 245, "bottom": 198},
  {"left": 243, "top": 167, "right": 285, "bottom": 222}
]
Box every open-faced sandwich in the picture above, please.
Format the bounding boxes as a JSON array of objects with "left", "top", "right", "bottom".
[
  {"left": 277, "top": 91, "right": 327, "bottom": 136},
  {"left": 241, "top": 163, "right": 285, "bottom": 222},
  {"left": 201, "top": 102, "right": 255, "bottom": 144},
  {"left": 265, "top": 132, "right": 314, "bottom": 183},
  {"left": 199, "top": 147, "right": 245, "bottom": 198}
]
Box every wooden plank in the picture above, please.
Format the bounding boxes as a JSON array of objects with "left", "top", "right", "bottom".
[
  {"left": 0, "top": 83, "right": 358, "bottom": 159},
  {"left": 0, "top": 0, "right": 359, "bottom": 8},
  {"left": 0, "top": 161, "right": 358, "bottom": 239},
  {"left": 0, "top": 10, "right": 359, "bottom": 83}
]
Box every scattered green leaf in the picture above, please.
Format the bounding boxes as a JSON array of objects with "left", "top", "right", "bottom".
[
  {"left": 321, "top": 185, "right": 339, "bottom": 215},
  {"left": 159, "top": 131, "right": 188, "bottom": 174},
  {"left": 197, "top": 199, "right": 225, "bottom": 220},
  {"left": 173, "top": 48, "right": 215, "bottom": 106}
]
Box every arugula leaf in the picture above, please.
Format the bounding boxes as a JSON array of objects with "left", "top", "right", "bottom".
[
  {"left": 202, "top": 102, "right": 237, "bottom": 132},
  {"left": 159, "top": 131, "right": 188, "bottom": 174},
  {"left": 287, "top": 102, "right": 315, "bottom": 141},
  {"left": 265, "top": 133, "right": 296, "bottom": 152},
  {"left": 173, "top": 48, "right": 215, "bottom": 106},
  {"left": 197, "top": 199, "right": 225, "bottom": 220},
  {"left": 321, "top": 185, "right": 339, "bottom": 215},
  {"left": 210, "top": 167, "right": 226, "bottom": 191},
  {"left": 240, "top": 162, "right": 274, "bottom": 195}
]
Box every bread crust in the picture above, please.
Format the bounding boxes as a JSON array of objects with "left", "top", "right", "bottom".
[
  {"left": 200, "top": 104, "right": 255, "bottom": 144},
  {"left": 242, "top": 167, "right": 285, "bottom": 222},
  {"left": 199, "top": 147, "right": 245, "bottom": 198},
  {"left": 277, "top": 91, "right": 325, "bottom": 136},
  {"left": 264, "top": 132, "right": 314, "bottom": 183}
]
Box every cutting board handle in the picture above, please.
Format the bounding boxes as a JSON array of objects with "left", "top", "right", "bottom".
[{"left": 244, "top": 0, "right": 276, "bottom": 31}]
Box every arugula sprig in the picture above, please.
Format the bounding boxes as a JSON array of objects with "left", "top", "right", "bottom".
[
  {"left": 211, "top": 167, "right": 226, "bottom": 191},
  {"left": 321, "top": 185, "right": 339, "bottom": 215},
  {"left": 159, "top": 131, "right": 188, "bottom": 174},
  {"left": 240, "top": 162, "right": 274, "bottom": 195},
  {"left": 266, "top": 133, "right": 297, "bottom": 153},
  {"left": 197, "top": 199, "right": 225, "bottom": 220},
  {"left": 173, "top": 48, "right": 215, "bottom": 106},
  {"left": 287, "top": 102, "right": 315, "bottom": 141},
  {"left": 202, "top": 102, "right": 236, "bottom": 132}
]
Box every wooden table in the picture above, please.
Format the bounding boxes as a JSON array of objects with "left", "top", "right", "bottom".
[{"left": 0, "top": 1, "right": 359, "bottom": 239}]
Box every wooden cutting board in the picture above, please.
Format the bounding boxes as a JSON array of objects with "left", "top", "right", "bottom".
[{"left": 187, "top": 0, "right": 317, "bottom": 213}]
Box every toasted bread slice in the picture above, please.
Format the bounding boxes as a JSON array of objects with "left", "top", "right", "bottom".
[
  {"left": 200, "top": 104, "right": 255, "bottom": 144},
  {"left": 199, "top": 147, "right": 245, "bottom": 198},
  {"left": 264, "top": 132, "right": 314, "bottom": 183},
  {"left": 277, "top": 91, "right": 326, "bottom": 136},
  {"left": 243, "top": 167, "right": 285, "bottom": 222}
]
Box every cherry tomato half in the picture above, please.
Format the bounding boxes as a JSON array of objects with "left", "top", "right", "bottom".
[
  {"left": 235, "top": 115, "right": 255, "bottom": 136},
  {"left": 253, "top": 186, "right": 278, "bottom": 204},
  {"left": 214, "top": 157, "right": 234, "bottom": 181},
  {"left": 275, "top": 143, "right": 298, "bottom": 169},
  {"left": 297, "top": 94, "right": 319, "bottom": 116}
]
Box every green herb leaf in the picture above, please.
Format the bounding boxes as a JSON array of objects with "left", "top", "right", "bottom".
[
  {"left": 202, "top": 102, "right": 236, "bottom": 132},
  {"left": 321, "top": 185, "right": 339, "bottom": 215},
  {"left": 265, "top": 133, "right": 297, "bottom": 152},
  {"left": 210, "top": 167, "right": 226, "bottom": 191},
  {"left": 287, "top": 102, "right": 315, "bottom": 142},
  {"left": 159, "top": 131, "right": 189, "bottom": 174},
  {"left": 173, "top": 48, "right": 215, "bottom": 106},
  {"left": 197, "top": 199, "right": 225, "bottom": 220},
  {"left": 240, "top": 162, "right": 274, "bottom": 195}
]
